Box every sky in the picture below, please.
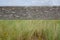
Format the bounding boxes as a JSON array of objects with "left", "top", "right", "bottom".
[{"left": 0, "top": 0, "right": 60, "bottom": 6}]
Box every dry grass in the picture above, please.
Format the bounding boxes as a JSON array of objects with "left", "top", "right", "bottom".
[{"left": 0, "top": 20, "right": 60, "bottom": 40}]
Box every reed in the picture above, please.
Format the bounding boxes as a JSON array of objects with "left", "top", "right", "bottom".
[{"left": 0, "top": 20, "right": 60, "bottom": 40}]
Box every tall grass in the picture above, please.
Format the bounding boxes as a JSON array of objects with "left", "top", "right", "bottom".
[{"left": 0, "top": 20, "right": 60, "bottom": 40}]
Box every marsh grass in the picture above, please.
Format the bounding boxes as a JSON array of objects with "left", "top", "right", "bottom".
[{"left": 0, "top": 20, "right": 60, "bottom": 40}]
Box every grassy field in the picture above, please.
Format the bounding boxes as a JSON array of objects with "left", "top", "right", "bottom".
[{"left": 0, "top": 20, "right": 60, "bottom": 40}]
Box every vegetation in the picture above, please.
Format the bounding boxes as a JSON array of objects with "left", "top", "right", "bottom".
[{"left": 0, "top": 20, "right": 60, "bottom": 40}]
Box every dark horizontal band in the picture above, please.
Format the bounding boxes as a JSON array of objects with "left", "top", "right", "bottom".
[{"left": 0, "top": 6, "right": 60, "bottom": 20}]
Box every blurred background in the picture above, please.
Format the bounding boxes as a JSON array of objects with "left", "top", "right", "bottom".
[{"left": 0, "top": 0, "right": 60, "bottom": 6}]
